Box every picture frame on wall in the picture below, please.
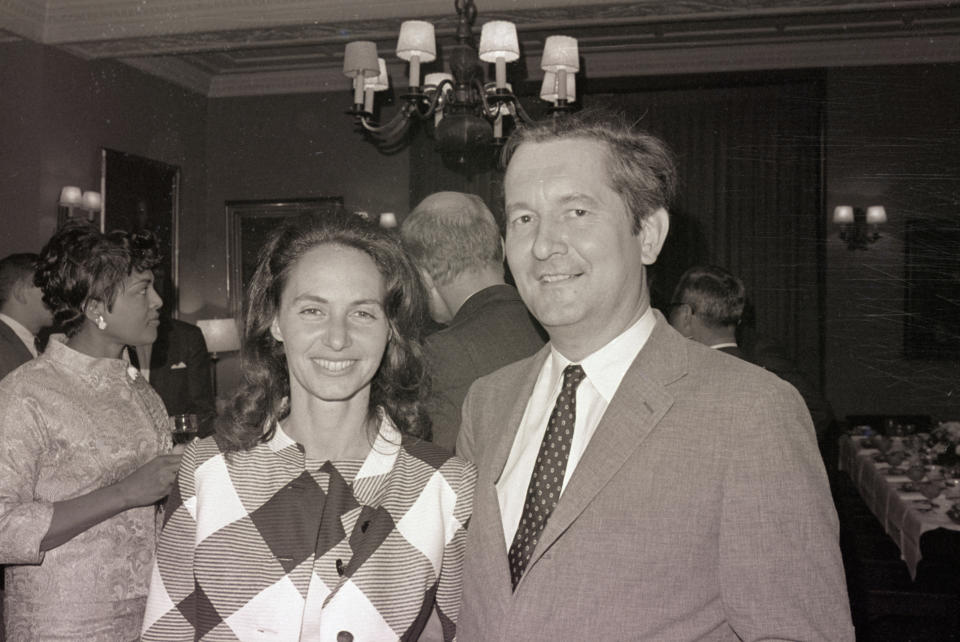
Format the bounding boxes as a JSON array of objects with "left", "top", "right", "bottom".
[
  {"left": 226, "top": 198, "right": 344, "bottom": 317},
  {"left": 101, "top": 148, "right": 181, "bottom": 315}
]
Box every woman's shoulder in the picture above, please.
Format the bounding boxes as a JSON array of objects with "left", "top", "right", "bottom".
[{"left": 399, "top": 436, "right": 477, "bottom": 478}]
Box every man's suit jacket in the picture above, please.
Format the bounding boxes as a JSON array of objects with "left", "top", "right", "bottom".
[
  {"left": 140, "top": 318, "right": 216, "bottom": 436},
  {"left": 456, "top": 312, "right": 853, "bottom": 641},
  {"left": 425, "top": 285, "right": 545, "bottom": 452},
  {"left": 720, "top": 338, "right": 835, "bottom": 441},
  {"left": 0, "top": 319, "right": 33, "bottom": 382}
]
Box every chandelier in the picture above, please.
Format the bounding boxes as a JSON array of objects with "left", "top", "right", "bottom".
[{"left": 342, "top": 0, "right": 579, "bottom": 156}]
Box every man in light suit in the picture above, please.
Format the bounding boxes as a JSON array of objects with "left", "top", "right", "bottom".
[
  {"left": 0, "top": 253, "right": 52, "bottom": 381},
  {"left": 455, "top": 111, "right": 854, "bottom": 640},
  {"left": 400, "top": 191, "right": 545, "bottom": 451}
]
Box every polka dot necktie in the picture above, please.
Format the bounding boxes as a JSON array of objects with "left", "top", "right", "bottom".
[{"left": 508, "top": 364, "right": 586, "bottom": 590}]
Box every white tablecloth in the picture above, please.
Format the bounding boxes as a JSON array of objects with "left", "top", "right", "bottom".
[{"left": 838, "top": 435, "right": 960, "bottom": 579}]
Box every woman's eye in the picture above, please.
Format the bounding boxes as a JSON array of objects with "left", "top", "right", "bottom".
[
  {"left": 353, "top": 310, "right": 377, "bottom": 320},
  {"left": 572, "top": 208, "right": 588, "bottom": 217},
  {"left": 511, "top": 214, "right": 533, "bottom": 226}
]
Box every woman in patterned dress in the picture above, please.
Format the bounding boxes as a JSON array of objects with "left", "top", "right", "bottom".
[
  {"left": 0, "top": 222, "right": 183, "bottom": 640},
  {"left": 143, "top": 210, "right": 476, "bottom": 641}
]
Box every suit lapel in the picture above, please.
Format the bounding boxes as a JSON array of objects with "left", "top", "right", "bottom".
[
  {"left": 529, "top": 314, "right": 687, "bottom": 568},
  {"left": 474, "top": 348, "right": 549, "bottom": 604}
]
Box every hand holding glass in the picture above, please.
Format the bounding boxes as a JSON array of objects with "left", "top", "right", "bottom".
[{"left": 171, "top": 413, "right": 199, "bottom": 445}]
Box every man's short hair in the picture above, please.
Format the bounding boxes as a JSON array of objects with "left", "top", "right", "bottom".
[
  {"left": 0, "top": 253, "right": 40, "bottom": 308},
  {"left": 501, "top": 109, "right": 677, "bottom": 234},
  {"left": 400, "top": 191, "right": 503, "bottom": 286},
  {"left": 671, "top": 265, "right": 746, "bottom": 329}
]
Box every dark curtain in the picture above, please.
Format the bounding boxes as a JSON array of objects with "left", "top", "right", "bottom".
[{"left": 409, "top": 75, "right": 825, "bottom": 383}]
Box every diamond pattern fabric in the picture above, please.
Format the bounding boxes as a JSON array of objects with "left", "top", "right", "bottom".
[
  {"left": 508, "top": 364, "right": 585, "bottom": 589},
  {"left": 142, "top": 416, "right": 476, "bottom": 641}
]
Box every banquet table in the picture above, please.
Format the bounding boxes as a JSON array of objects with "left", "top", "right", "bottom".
[{"left": 838, "top": 434, "right": 960, "bottom": 579}]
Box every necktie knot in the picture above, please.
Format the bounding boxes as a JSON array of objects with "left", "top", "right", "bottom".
[{"left": 562, "top": 364, "right": 585, "bottom": 391}]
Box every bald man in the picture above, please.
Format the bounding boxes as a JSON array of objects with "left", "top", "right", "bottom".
[{"left": 401, "top": 192, "right": 545, "bottom": 451}]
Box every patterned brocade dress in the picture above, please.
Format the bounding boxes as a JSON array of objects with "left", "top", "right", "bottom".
[
  {"left": 0, "top": 336, "right": 171, "bottom": 641},
  {"left": 142, "top": 417, "right": 476, "bottom": 641}
]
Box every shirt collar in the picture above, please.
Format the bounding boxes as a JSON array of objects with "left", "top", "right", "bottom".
[
  {"left": 0, "top": 313, "right": 37, "bottom": 357},
  {"left": 547, "top": 306, "right": 657, "bottom": 403},
  {"left": 710, "top": 342, "right": 738, "bottom": 350}
]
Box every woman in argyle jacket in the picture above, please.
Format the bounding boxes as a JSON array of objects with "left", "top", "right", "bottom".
[{"left": 143, "top": 209, "right": 476, "bottom": 641}]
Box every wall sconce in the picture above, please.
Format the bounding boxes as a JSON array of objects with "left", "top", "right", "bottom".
[
  {"left": 58, "top": 185, "right": 103, "bottom": 230},
  {"left": 196, "top": 318, "right": 241, "bottom": 396},
  {"left": 833, "top": 205, "right": 887, "bottom": 250}
]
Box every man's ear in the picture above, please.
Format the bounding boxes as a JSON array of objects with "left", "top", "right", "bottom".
[
  {"left": 269, "top": 317, "right": 283, "bottom": 343},
  {"left": 12, "top": 279, "right": 30, "bottom": 305},
  {"left": 638, "top": 207, "right": 670, "bottom": 266}
]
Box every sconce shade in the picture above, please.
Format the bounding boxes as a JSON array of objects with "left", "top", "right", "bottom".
[
  {"left": 343, "top": 41, "right": 380, "bottom": 77},
  {"left": 59, "top": 186, "right": 83, "bottom": 207},
  {"left": 541, "top": 35, "right": 579, "bottom": 72},
  {"left": 866, "top": 205, "right": 887, "bottom": 224},
  {"left": 396, "top": 21, "right": 437, "bottom": 62},
  {"left": 80, "top": 191, "right": 102, "bottom": 211},
  {"left": 364, "top": 58, "right": 390, "bottom": 91},
  {"left": 479, "top": 21, "right": 520, "bottom": 62},
  {"left": 832, "top": 205, "right": 854, "bottom": 224},
  {"left": 197, "top": 318, "right": 241, "bottom": 355},
  {"left": 379, "top": 212, "right": 398, "bottom": 228},
  {"left": 540, "top": 71, "right": 576, "bottom": 103}
]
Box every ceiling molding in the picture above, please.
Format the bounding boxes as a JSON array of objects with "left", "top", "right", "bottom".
[{"left": 6, "top": 0, "right": 960, "bottom": 98}]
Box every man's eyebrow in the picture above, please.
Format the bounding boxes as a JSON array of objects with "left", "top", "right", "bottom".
[{"left": 556, "top": 192, "right": 601, "bottom": 207}]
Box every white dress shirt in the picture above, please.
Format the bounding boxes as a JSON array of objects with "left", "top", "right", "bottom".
[
  {"left": 0, "top": 313, "right": 38, "bottom": 357},
  {"left": 497, "top": 307, "right": 657, "bottom": 548}
]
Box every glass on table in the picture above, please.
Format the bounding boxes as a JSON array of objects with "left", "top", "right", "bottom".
[
  {"left": 885, "top": 449, "right": 907, "bottom": 475},
  {"left": 916, "top": 477, "right": 944, "bottom": 510},
  {"left": 171, "top": 413, "right": 199, "bottom": 445}
]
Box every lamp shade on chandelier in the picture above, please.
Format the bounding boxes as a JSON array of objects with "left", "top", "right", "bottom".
[{"left": 343, "top": 0, "right": 579, "bottom": 156}]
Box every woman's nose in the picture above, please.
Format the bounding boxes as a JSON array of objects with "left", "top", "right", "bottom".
[{"left": 323, "top": 316, "right": 350, "bottom": 350}]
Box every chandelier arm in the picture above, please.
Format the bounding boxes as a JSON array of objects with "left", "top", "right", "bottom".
[
  {"left": 411, "top": 87, "right": 445, "bottom": 120},
  {"left": 510, "top": 97, "right": 536, "bottom": 125},
  {"left": 475, "top": 79, "right": 499, "bottom": 120},
  {"left": 359, "top": 103, "right": 416, "bottom": 135}
]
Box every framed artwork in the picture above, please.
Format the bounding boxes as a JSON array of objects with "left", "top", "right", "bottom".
[
  {"left": 904, "top": 218, "right": 960, "bottom": 359},
  {"left": 100, "top": 149, "right": 181, "bottom": 314},
  {"left": 225, "top": 198, "right": 344, "bottom": 316}
]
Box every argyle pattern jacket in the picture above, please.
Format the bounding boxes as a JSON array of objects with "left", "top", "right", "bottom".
[{"left": 141, "top": 416, "right": 476, "bottom": 641}]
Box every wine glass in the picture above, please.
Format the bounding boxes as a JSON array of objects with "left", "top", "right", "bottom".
[
  {"left": 171, "top": 413, "right": 199, "bottom": 445},
  {"left": 885, "top": 450, "right": 906, "bottom": 475},
  {"left": 917, "top": 477, "right": 944, "bottom": 510}
]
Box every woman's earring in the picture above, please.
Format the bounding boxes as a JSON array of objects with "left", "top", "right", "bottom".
[{"left": 96, "top": 315, "right": 107, "bottom": 330}]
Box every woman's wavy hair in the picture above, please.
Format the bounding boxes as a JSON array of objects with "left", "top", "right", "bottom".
[
  {"left": 35, "top": 221, "right": 161, "bottom": 337},
  {"left": 217, "top": 209, "right": 432, "bottom": 452}
]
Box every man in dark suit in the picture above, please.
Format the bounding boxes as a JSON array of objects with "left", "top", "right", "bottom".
[
  {"left": 455, "top": 111, "right": 853, "bottom": 640},
  {"left": 0, "top": 253, "right": 52, "bottom": 381},
  {"left": 400, "top": 191, "right": 545, "bottom": 451},
  {"left": 128, "top": 316, "right": 216, "bottom": 436},
  {"left": 667, "top": 264, "right": 835, "bottom": 441}
]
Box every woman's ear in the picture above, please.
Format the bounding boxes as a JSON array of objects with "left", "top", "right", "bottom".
[
  {"left": 84, "top": 299, "right": 105, "bottom": 323},
  {"left": 270, "top": 317, "right": 283, "bottom": 342}
]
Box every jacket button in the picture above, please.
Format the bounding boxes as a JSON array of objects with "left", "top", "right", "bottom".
[{"left": 337, "top": 632, "right": 354, "bottom": 642}]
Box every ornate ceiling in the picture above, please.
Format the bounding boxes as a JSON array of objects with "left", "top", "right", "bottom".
[{"left": 2, "top": 0, "right": 959, "bottom": 96}]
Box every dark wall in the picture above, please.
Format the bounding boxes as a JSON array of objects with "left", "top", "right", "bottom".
[
  {"left": 824, "top": 63, "right": 960, "bottom": 420},
  {"left": 0, "top": 39, "right": 207, "bottom": 293}
]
